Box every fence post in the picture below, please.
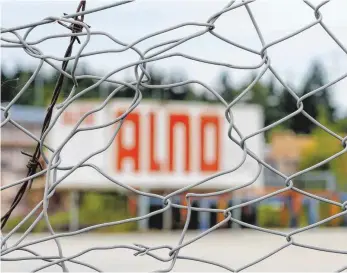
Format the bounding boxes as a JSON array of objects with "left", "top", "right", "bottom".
[
  {"left": 307, "top": 198, "right": 319, "bottom": 225},
  {"left": 69, "top": 190, "right": 79, "bottom": 232},
  {"left": 138, "top": 189, "right": 150, "bottom": 231},
  {"left": 342, "top": 193, "right": 347, "bottom": 226},
  {"left": 163, "top": 197, "right": 172, "bottom": 230},
  {"left": 232, "top": 195, "right": 241, "bottom": 229},
  {"left": 199, "top": 199, "right": 210, "bottom": 231}
]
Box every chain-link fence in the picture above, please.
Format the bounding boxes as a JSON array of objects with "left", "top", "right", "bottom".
[{"left": 1, "top": 0, "right": 347, "bottom": 272}]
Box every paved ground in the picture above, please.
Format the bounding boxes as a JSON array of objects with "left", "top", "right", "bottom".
[{"left": 1, "top": 228, "right": 346, "bottom": 272}]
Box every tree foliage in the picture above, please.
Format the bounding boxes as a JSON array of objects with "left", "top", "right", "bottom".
[
  {"left": 1, "top": 61, "right": 340, "bottom": 137},
  {"left": 299, "top": 106, "right": 347, "bottom": 190},
  {"left": 279, "top": 61, "right": 336, "bottom": 134}
]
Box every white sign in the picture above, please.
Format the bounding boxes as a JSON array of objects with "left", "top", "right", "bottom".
[{"left": 49, "top": 100, "right": 264, "bottom": 190}]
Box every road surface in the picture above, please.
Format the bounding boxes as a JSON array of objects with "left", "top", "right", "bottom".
[{"left": 2, "top": 228, "right": 346, "bottom": 272}]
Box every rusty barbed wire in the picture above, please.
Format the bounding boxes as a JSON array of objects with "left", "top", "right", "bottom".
[
  {"left": 1, "top": 0, "right": 347, "bottom": 272},
  {"left": 0, "top": 0, "right": 87, "bottom": 232}
]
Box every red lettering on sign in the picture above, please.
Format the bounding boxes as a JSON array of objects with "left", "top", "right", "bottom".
[
  {"left": 111, "top": 108, "right": 222, "bottom": 175},
  {"left": 116, "top": 111, "right": 140, "bottom": 172},
  {"left": 200, "top": 115, "right": 220, "bottom": 172},
  {"left": 149, "top": 112, "right": 161, "bottom": 172},
  {"left": 63, "top": 108, "right": 94, "bottom": 125},
  {"left": 81, "top": 107, "right": 94, "bottom": 124},
  {"left": 63, "top": 111, "right": 73, "bottom": 124},
  {"left": 169, "top": 114, "right": 190, "bottom": 172}
]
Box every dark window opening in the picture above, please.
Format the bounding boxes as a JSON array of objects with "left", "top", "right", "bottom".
[
  {"left": 188, "top": 201, "right": 199, "bottom": 230},
  {"left": 241, "top": 204, "right": 256, "bottom": 227},
  {"left": 149, "top": 205, "right": 163, "bottom": 230},
  {"left": 209, "top": 203, "right": 217, "bottom": 228},
  {"left": 172, "top": 206, "right": 181, "bottom": 230}
]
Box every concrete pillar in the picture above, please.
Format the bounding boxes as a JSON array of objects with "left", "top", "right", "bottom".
[
  {"left": 199, "top": 199, "right": 211, "bottom": 231},
  {"left": 138, "top": 189, "right": 150, "bottom": 231},
  {"left": 231, "top": 195, "right": 242, "bottom": 229},
  {"left": 163, "top": 204, "right": 172, "bottom": 230},
  {"left": 307, "top": 198, "right": 319, "bottom": 225},
  {"left": 162, "top": 192, "right": 172, "bottom": 230},
  {"left": 69, "top": 190, "right": 79, "bottom": 232},
  {"left": 342, "top": 193, "right": 347, "bottom": 227}
]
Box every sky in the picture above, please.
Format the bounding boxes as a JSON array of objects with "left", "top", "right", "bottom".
[{"left": 1, "top": 0, "right": 347, "bottom": 115}]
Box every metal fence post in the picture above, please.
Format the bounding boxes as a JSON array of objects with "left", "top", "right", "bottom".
[
  {"left": 69, "top": 190, "right": 79, "bottom": 232},
  {"left": 199, "top": 199, "right": 211, "bottom": 231},
  {"left": 163, "top": 195, "right": 172, "bottom": 230},
  {"left": 138, "top": 188, "right": 150, "bottom": 231},
  {"left": 232, "top": 195, "right": 241, "bottom": 229}
]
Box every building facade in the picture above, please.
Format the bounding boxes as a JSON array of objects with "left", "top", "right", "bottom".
[{"left": 1, "top": 105, "right": 46, "bottom": 217}]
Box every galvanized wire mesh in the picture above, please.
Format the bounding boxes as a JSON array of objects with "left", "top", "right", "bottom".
[{"left": 1, "top": 0, "right": 347, "bottom": 272}]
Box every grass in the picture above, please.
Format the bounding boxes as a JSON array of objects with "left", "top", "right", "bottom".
[{"left": 4, "top": 192, "right": 137, "bottom": 233}]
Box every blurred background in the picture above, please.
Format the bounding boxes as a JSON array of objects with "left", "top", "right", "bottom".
[{"left": 1, "top": 0, "right": 347, "bottom": 235}]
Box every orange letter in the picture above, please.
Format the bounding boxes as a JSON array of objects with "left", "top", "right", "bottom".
[
  {"left": 116, "top": 111, "right": 140, "bottom": 172},
  {"left": 80, "top": 107, "right": 94, "bottom": 125},
  {"left": 149, "top": 112, "right": 161, "bottom": 172},
  {"left": 200, "top": 115, "right": 220, "bottom": 172},
  {"left": 63, "top": 111, "right": 73, "bottom": 125},
  {"left": 169, "top": 113, "right": 190, "bottom": 172}
]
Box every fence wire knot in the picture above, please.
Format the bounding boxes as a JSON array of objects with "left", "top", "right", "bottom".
[{"left": 133, "top": 244, "right": 151, "bottom": 257}]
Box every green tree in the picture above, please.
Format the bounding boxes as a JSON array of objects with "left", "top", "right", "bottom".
[
  {"left": 264, "top": 78, "right": 283, "bottom": 127},
  {"left": 63, "top": 64, "right": 100, "bottom": 99},
  {"left": 281, "top": 61, "right": 335, "bottom": 134},
  {"left": 299, "top": 106, "right": 347, "bottom": 190},
  {"left": 15, "top": 69, "right": 36, "bottom": 105},
  {"left": 165, "top": 70, "right": 198, "bottom": 101},
  {"left": 219, "top": 71, "right": 237, "bottom": 103},
  {"left": 1, "top": 68, "right": 18, "bottom": 102}
]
